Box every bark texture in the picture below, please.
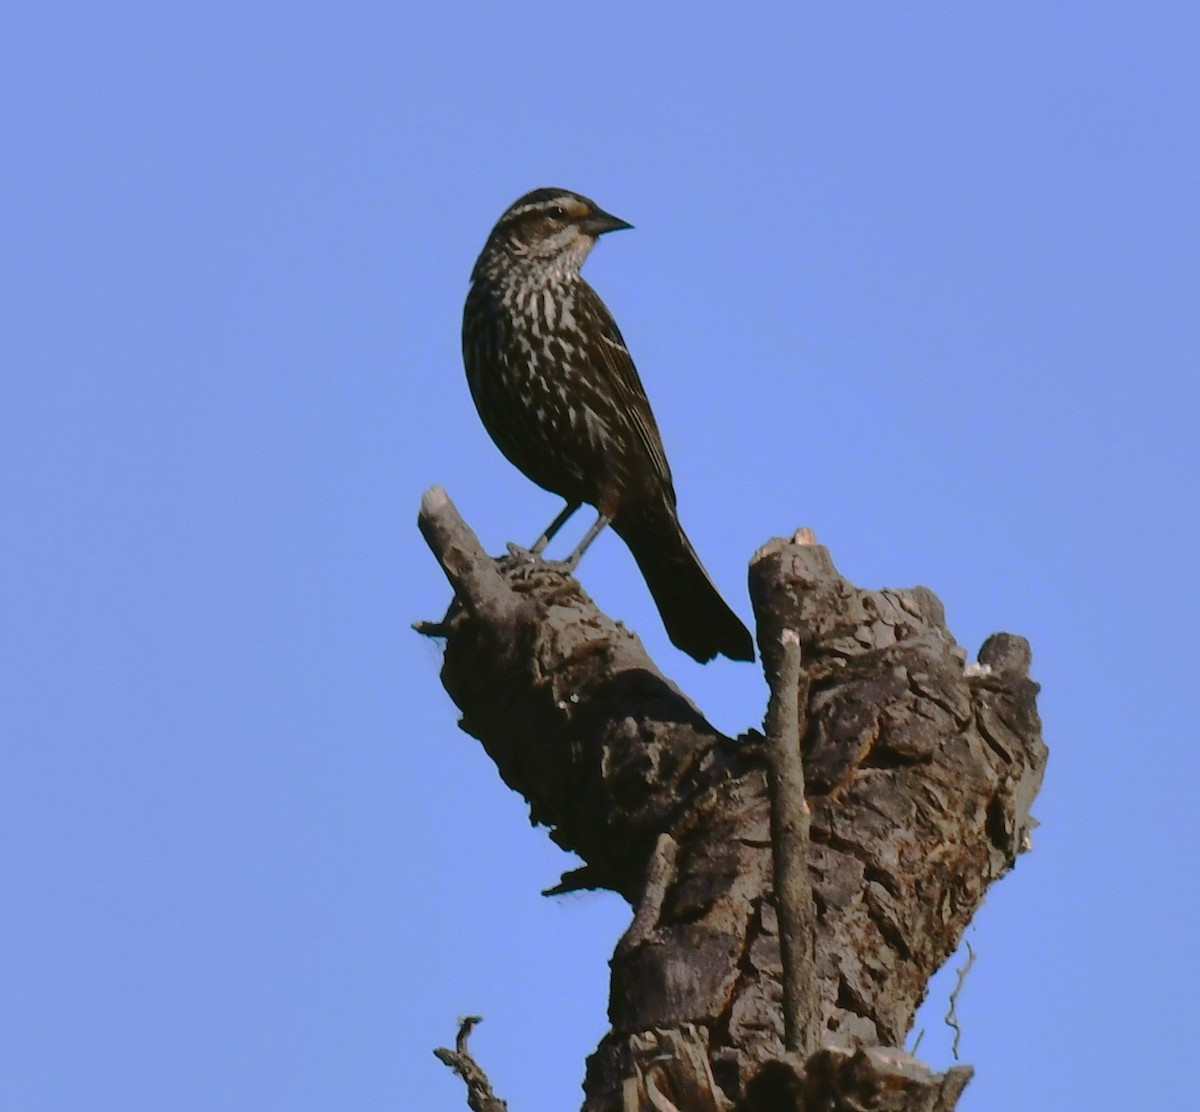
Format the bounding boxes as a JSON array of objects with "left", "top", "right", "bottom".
[{"left": 419, "top": 489, "right": 1047, "bottom": 1112}]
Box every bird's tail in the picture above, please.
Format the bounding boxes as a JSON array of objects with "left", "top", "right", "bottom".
[{"left": 613, "top": 503, "right": 755, "bottom": 663}]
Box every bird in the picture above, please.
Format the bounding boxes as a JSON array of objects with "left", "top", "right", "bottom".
[{"left": 461, "top": 187, "right": 754, "bottom": 664}]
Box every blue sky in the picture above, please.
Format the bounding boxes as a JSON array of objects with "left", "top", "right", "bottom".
[{"left": 3, "top": 4, "right": 1198, "bottom": 1110}]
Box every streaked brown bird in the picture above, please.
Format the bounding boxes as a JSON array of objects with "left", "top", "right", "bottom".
[{"left": 461, "top": 188, "right": 753, "bottom": 663}]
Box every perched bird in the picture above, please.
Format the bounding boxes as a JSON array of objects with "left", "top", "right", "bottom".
[{"left": 462, "top": 187, "right": 754, "bottom": 663}]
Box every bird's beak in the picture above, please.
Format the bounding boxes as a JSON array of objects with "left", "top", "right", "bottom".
[{"left": 583, "top": 207, "right": 633, "bottom": 236}]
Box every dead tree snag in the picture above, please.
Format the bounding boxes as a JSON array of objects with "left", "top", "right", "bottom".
[{"left": 419, "top": 487, "right": 1046, "bottom": 1111}]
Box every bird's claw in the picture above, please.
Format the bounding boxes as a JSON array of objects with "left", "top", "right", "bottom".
[
  {"left": 505, "top": 541, "right": 537, "bottom": 562},
  {"left": 501, "top": 543, "right": 547, "bottom": 580},
  {"left": 498, "top": 543, "right": 572, "bottom": 581},
  {"left": 503, "top": 542, "right": 541, "bottom": 577}
]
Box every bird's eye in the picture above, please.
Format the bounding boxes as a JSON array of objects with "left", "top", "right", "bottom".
[{"left": 553, "top": 205, "right": 566, "bottom": 218}]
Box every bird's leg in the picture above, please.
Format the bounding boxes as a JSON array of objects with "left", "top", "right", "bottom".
[
  {"left": 505, "top": 501, "right": 581, "bottom": 568},
  {"left": 530, "top": 501, "right": 581, "bottom": 554},
  {"left": 559, "top": 511, "right": 611, "bottom": 572}
]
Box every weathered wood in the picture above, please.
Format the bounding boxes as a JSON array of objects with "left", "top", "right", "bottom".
[
  {"left": 751, "top": 531, "right": 818, "bottom": 1057},
  {"left": 419, "top": 489, "right": 1047, "bottom": 1111},
  {"left": 744, "top": 1046, "right": 973, "bottom": 1112}
]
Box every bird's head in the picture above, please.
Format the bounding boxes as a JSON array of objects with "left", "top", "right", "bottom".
[{"left": 472, "top": 188, "right": 632, "bottom": 283}]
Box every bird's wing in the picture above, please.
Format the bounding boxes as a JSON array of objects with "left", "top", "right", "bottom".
[{"left": 576, "top": 280, "right": 677, "bottom": 502}]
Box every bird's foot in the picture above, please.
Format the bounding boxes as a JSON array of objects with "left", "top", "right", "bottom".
[
  {"left": 498, "top": 543, "right": 573, "bottom": 581},
  {"left": 501, "top": 541, "right": 540, "bottom": 572}
]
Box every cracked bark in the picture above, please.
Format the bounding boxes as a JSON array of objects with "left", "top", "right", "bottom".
[{"left": 419, "top": 487, "right": 1047, "bottom": 1112}]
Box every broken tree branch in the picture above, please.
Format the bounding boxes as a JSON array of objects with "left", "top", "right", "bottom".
[
  {"left": 418, "top": 487, "right": 1047, "bottom": 1111},
  {"left": 751, "top": 529, "right": 819, "bottom": 1057},
  {"left": 434, "top": 1016, "right": 509, "bottom": 1112}
]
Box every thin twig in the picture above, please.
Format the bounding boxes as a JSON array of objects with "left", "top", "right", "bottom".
[{"left": 944, "top": 941, "right": 976, "bottom": 1061}]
